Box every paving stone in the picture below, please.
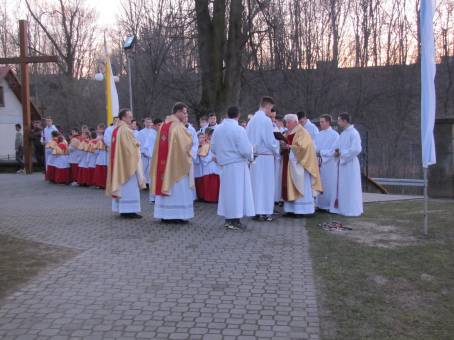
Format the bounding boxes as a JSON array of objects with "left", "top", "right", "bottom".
[{"left": 0, "top": 174, "right": 320, "bottom": 340}]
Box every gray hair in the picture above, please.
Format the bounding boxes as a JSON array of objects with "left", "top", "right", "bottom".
[{"left": 284, "top": 113, "right": 298, "bottom": 123}]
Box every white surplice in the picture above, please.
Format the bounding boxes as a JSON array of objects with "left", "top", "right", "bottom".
[
  {"left": 103, "top": 125, "right": 115, "bottom": 148},
  {"left": 112, "top": 174, "right": 142, "bottom": 213},
  {"left": 330, "top": 125, "right": 363, "bottom": 217},
  {"left": 303, "top": 120, "right": 319, "bottom": 141},
  {"left": 314, "top": 127, "right": 339, "bottom": 210},
  {"left": 211, "top": 119, "right": 255, "bottom": 219},
  {"left": 187, "top": 123, "right": 199, "bottom": 201},
  {"left": 154, "top": 176, "right": 194, "bottom": 219},
  {"left": 42, "top": 125, "right": 58, "bottom": 169},
  {"left": 283, "top": 150, "right": 315, "bottom": 214},
  {"left": 246, "top": 110, "right": 280, "bottom": 215},
  {"left": 136, "top": 128, "right": 157, "bottom": 185}
]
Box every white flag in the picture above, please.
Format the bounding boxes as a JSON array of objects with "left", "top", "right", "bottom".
[{"left": 420, "top": 0, "right": 437, "bottom": 168}]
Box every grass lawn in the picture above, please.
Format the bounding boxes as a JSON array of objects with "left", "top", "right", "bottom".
[
  {"left": 307, "top": 199, "right": 454, "bottom": 340},
  {"left": 0, "top": 235, "right": 79, "bottom": 301}
]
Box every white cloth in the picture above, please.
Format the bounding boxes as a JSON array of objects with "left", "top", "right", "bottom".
[
  {"left": 274, "top": 156, "right": 282, "bottom": 202},
  {"left": 136, "top": 128, "right": 157, "bottom": 185},
  {"left": 45, "top": 147, "right": 54, "bottom": 169},
  {"left": 315, "top": 127, "right": 339, "bottom": 210},
  {"left": 103, "top": 125, "right": 115, "bottom": 148},
  {"left": 284, "top": 169, "right": 315, "bottom": 214},
  {"left": 193, "top": 155, "right": 202, "bottom": 178},
  {"left": 112, "top": 174, "right": 141, "bottom": 213},
  {"left": 330, "top": 125, "right": 363, "bottom": 217},
  {"left": 78, "top": 150, "right": 89, "bottom": 170},
  {"left": 211, "top": 119, "right": 255, "bottom": 219},
  {"left": 217, "top": 162, "right": 255, "bottom": 219},
  {"left": 41, "top": 125, "right": 58, "bottom": 145},
  {"left": 421, "top": 0, "right": 437, "bottom": 168},
  {"left": 154, "top": 176, "right": 194, "bottom": 220},
  {"left": 303, "top": 120, "right": 319, "bottom": 141},
  {"left": 246, "top": 110, "right": 279, "bottom": 215},
  {"left": 187, "top": 124, "right": 199, "bottom": 200},
  {"left": 201, "top": 149, "right": 220, "bottom": 176},
  {"left": 69, "top": 144, "right": 82, "bottom": 165},
  {"left": 53, "top": 155, "right": 70, "bottom": 169},
  {"left": 95, "top": 150, "right": 107, "bottom": 166},
  {"left": 88, "top": 150, "right": 97, "bottom": 169}
]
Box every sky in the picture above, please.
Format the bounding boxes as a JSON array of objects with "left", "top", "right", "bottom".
[{"left": 7, "top": 0, "right": 123, "bottom": 29}]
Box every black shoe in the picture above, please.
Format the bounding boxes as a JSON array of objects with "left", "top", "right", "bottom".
[
  {"left": 252, "top": 215, "right": 263, "bottom": 221},
  {"left": 121, "top": 213, "right": 142, "bottom": 219},
  {"left": 161, "top": 219, "right": 187, "bottom": 224},
  {"left": 224, "top": 222, "right": 239, "bottom": 230},
  {"left": 234, "top": 221, "right": 247, "bottom": 231},
  {"left": 283, "top": 212, "right": 296, "bottom": 218},
  {"left": 263, "top": 215, "right": 273, "bottom": 222}
]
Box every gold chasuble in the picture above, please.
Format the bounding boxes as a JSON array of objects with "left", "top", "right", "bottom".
[
  {"left": 197, "top": 143, "right": 210, "bottom": 157},
  {"left": 283, "top": 124, "right": 323, "bottom": 201},
  {"left": 106, "top": 121, "right": 145, "bottom": 198},
  {"left": 150, "top": 115, "right": 193, "bottom": 196}
]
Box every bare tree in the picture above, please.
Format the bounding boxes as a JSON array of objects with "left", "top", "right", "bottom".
[{"left": 24, "top": 0, "right": 98, "bottom": 78}]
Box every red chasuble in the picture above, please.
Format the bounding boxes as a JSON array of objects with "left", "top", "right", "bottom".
[
  {"left": 154, "top": 121, "right": 173, "bottom": 196},
  {"left": 281, "top": 133, "right": 294, "bottom": 201}
]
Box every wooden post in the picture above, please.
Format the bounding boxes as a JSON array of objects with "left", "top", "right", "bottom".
[
  {"left": 0, "top": 20, "right": 57, "bottom": 174},
  {"left": 19, "top": 20, "right": 32, "bottom": 174}
]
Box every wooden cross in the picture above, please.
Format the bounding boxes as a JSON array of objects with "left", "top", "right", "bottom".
[{"left": 0, "top": 20, "right": 57, "bottom": 174}]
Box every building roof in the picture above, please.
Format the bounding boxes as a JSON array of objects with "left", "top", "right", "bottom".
[{"left": 0, "top": 66, "right": 41, "bottom": 121}]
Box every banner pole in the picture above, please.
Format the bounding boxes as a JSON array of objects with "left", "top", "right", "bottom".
[{"left": 423, "top": 167, "right": 428, "bottom": 236}]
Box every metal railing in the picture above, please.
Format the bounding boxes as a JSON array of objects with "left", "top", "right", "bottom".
[{"left": 372, "top": 177, "right": 425, "bottom": 187}]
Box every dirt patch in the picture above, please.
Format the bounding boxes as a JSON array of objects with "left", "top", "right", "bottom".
[
  {"left": 332, "top": 221, "right": 419, "bottom": 248},
  {"left": 0, "top": 234, "right": 79, "bottom": 302}
]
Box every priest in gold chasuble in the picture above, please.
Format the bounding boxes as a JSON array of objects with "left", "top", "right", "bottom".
[
  {"left": 150, "top": 102, "right": 194, "bottom": 223},
  {"left": 106, "top": 109, "right": 145, "bottom": 219},
  {"left": 281, "top": 114, "right": 323, "bottom": 216}
]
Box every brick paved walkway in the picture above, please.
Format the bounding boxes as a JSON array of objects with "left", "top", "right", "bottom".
[{"left": 0, "top": 174, "right": 320, "bottom": 340}]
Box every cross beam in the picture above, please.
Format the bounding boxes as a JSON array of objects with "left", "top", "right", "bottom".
[
  {"left": 0, "top": 20, "right": 57, "bottom": 174},
  {"left": 0, "top": 56, "right": 58, "bottom": 64}
]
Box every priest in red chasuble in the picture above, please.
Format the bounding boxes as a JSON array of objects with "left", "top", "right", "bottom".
[
  {"left": 106, "top": 109, "right": 145, "bottom": 219},
  {"left": 150, "top": 102, "right": 194, "bottom": 223},
  {"left": 281, "top": 113, "right": 323, "bottom": 216}
]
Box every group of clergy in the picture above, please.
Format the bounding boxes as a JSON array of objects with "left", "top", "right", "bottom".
[{"left": 106, "top": 97, "right": 363, "bottom": 230}]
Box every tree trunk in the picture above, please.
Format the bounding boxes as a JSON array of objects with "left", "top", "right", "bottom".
[{"left": 195, "top": 0, "right": 244, "bottom": 117}]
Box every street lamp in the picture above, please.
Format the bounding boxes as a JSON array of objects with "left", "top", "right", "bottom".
[{"left": 123, "top": 35, "right": 136, "bottom": 114}]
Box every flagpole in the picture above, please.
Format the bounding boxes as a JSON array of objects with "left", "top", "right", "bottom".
[{"left": 423, "top": 167, "right": 428, "bottom": 236}]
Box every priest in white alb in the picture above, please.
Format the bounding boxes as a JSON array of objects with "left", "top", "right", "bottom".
[
  {"left": 298, "top": 111, "right": 319, "bottom": 141},
  {"left": 246, "top": 96, "right": 280, "bottom": 221},
  {"left": 314, "top": 114, "right": 339, "bottom": 211},
  {"left": 330, "top": 112, "right": 363, "bottom": 217},
  {"left": 136, "top": 117, "right": 157, "bottom": 187},
  {"left": 211, "top": 106, "right": 255, "bottom": 230},
  {"left": 281, "top": 114, "right": 323, "bottom": 216},
  {"left": 106, "top": 109, "right": 145, "bottom": 219},
  {"left": 150, "top": 102, "right": 194, "bottom": 223}
]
